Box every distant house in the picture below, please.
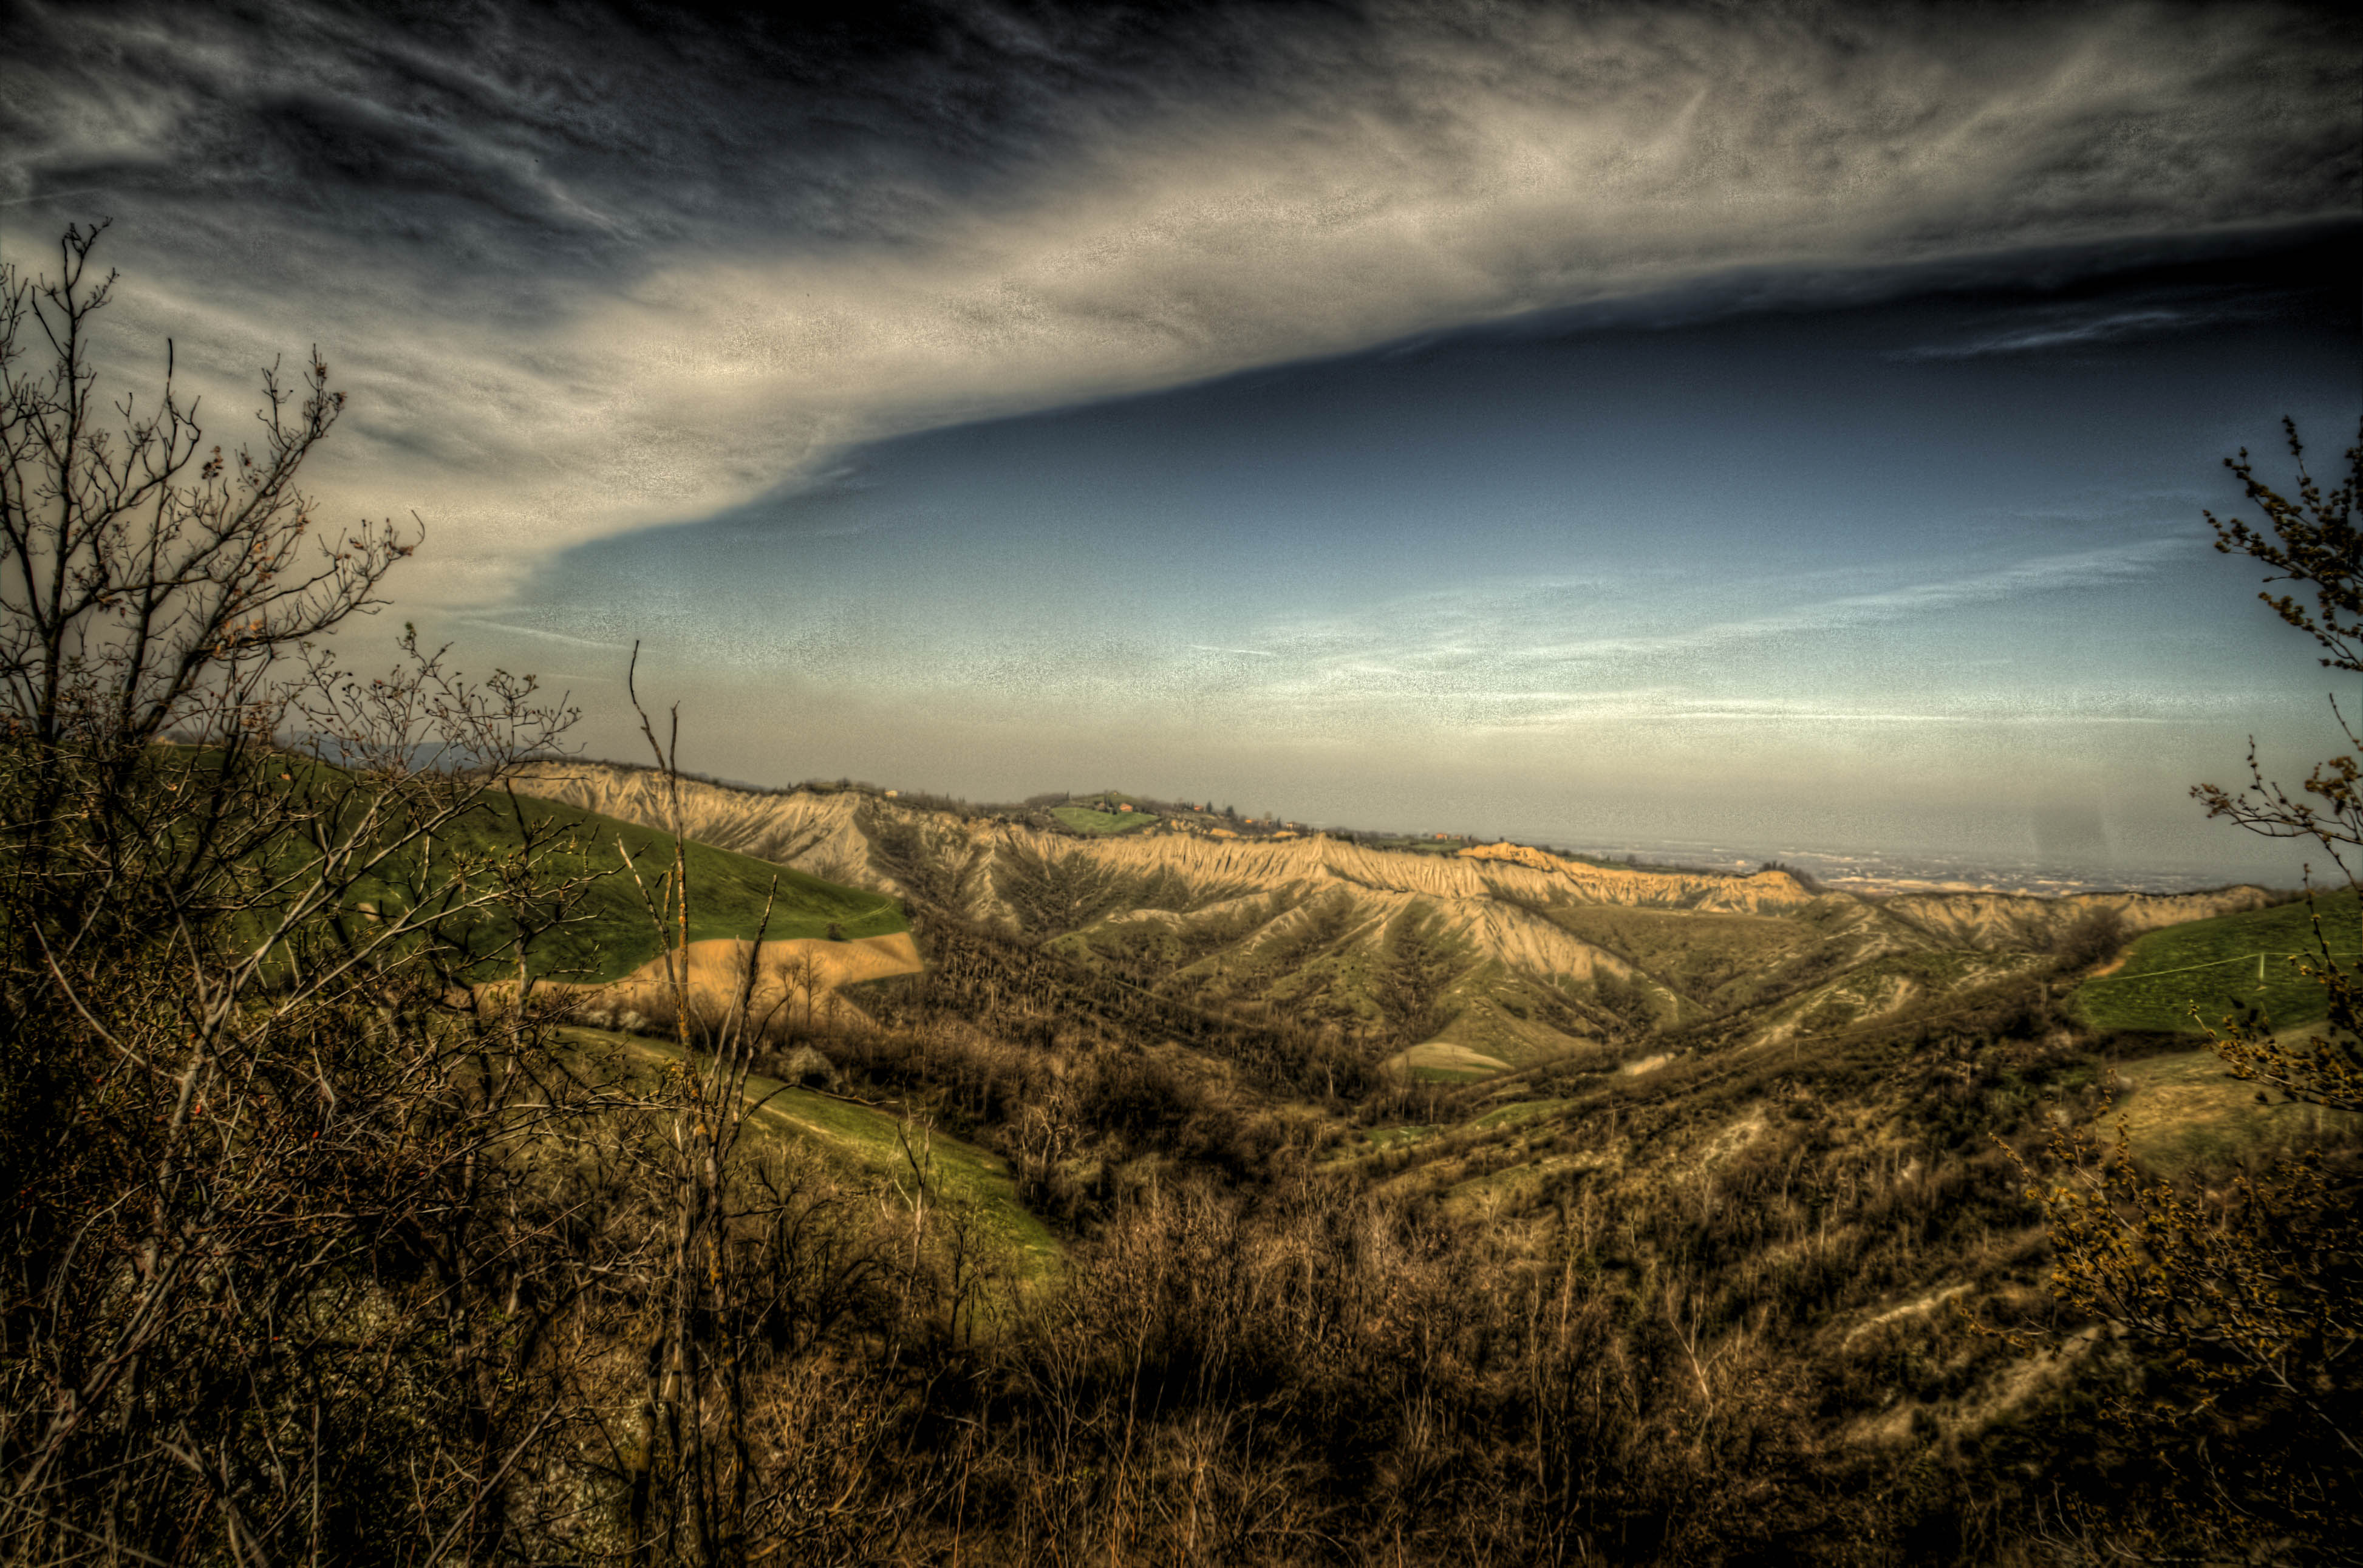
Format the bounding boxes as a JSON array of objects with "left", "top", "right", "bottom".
[
  {"left": 1117, "top": 803, "right": 1133, "bottom": 813},
  {"left": 884, "top": 789, "right": 899, "bottom": 798}
]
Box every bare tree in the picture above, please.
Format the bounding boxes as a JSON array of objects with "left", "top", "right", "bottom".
[
  {"left": 0, "top": 224, "right": 610, "bottom": 1564},
  {"left": 600, "top": 648, "right": 982, "bottom": 1566},
  {"left": 0, "top": 223, "right": 415, "bottom": 804}
]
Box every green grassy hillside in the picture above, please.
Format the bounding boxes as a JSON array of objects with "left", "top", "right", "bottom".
[
  {"left": 344, "top": 788, "right": 904, "bottom": 983},
  {"left": 2072, "top": 888, "right": 2359, "bottom": 1033},
  {"left": 143, "top": 751, "right": 904, "bottom": 984}
]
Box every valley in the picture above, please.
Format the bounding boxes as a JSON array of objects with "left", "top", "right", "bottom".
[
  {"left": 14, "top": 737, "right": 2352, "bottom": 1564},
  {"left": 392, "top": 754, "right": 2354, "bottom": 1558}
]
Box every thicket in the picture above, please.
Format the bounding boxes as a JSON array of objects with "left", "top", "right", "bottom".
[
  {"left": 755, "top": 949, "right": 2265, "bottom": 1564},
  {"left": 0, "top": 227, "right": 994, "bottom": 1566}
]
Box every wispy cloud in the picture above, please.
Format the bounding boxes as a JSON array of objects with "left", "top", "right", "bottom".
[
  {"left": 1163, "top": 535, "right": 2206, "bottom": 730},
  {"left": 1629, "top": 536, "right": 2195, "bottom": 654},
  {"left": 2, "top": 1, "right": 2352, "bottom": 607},
  {"left": 1891, "top": 301, "right": 2256, "bottom": 360},
  {"left": 1267, "top": 536, "right": 2189, "bottom": 667}
]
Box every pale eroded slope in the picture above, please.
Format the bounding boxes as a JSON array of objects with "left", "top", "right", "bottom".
[{"left": 512, "top": 762, "right": 2274, "bottom": 1071}]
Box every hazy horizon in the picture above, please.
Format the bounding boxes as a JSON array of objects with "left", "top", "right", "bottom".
[{"left": 5, "top": 0, "right": 2356, "bottom": 890}]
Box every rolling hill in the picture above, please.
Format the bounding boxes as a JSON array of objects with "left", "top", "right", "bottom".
[{"left": 512, "top": 760, "right": 2272, "bottom": 1075}]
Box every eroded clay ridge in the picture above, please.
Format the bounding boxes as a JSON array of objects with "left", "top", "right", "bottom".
[
  {"left": 513, "top": 762, "right": 1829, "bottom": 917},
  {"left": 513, "top": 762, "right": 885, "bottom": 890},
  {"left": 1881, "top": 888, "right": 2276, "bottom": 947},
  {"left": 514, "top": 760, "right": 2266, "bottom": 936},
  {"left": 506, "top": 762, "right": 2285, "bottom": 1068}
]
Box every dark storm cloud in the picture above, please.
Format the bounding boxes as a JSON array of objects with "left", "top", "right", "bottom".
[
  {"left": 2, "top": 0, "right": 1299, "bottom": 296},
  {"left": 2, "top": 0, "right": 2356, "bottom": 604}
]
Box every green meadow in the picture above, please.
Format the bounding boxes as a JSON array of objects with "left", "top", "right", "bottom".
[
  {"left": 404, "top": 791, "right": 904, "bottom": 981},
  {"left": 2073, "top": 888, "right": 2361, "bottom": 1034},
  {"left": 1051, "top": 803, "right": 1158, "bottom": 835},
  {"left": 2111, "top": 1045, "right": 2362, "bottom": 1173}
]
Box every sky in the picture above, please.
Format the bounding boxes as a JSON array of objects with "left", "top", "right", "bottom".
[{"left": 4, "top": 0, "right": 2359, "bottom": 884}]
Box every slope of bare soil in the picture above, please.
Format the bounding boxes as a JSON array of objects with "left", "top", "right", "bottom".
[{"left": 483, "top": 932, "right": 923, "bottom": 1031}]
